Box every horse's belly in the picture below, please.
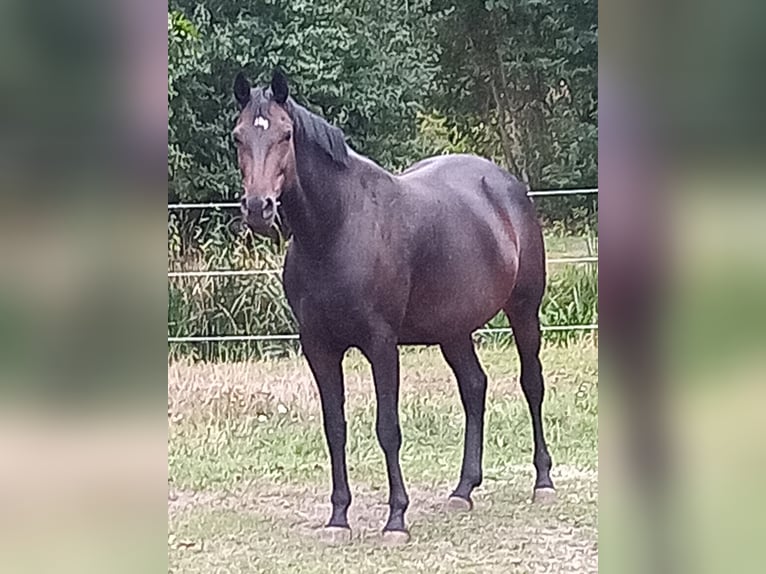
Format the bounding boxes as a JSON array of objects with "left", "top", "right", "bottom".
[{"left": 399, "top": 266, "right": 514, "bottom": 343}]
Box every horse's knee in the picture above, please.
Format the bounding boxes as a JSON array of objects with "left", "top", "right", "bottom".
[
  {"left": 519, "top": 358, "right": 543, "bottom": 393},
  {"left": 460, "top": 372, "right": 487, "bottom": 415},
  {"left": 473, "top": 372, "right": 488, "bottom": 395}
]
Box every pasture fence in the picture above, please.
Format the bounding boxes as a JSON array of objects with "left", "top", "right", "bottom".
[{"left": 167, "top": 188, "right": 598, "bottom": 345}]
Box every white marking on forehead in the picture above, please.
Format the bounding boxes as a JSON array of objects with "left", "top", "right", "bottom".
[{"left": 253, "top": 115, "right": 270, "bottom": 130}]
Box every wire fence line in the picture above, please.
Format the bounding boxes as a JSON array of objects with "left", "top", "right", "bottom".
[
  {"left": 168, "top": 187, "right": 597, "bottom": 344},
  {"left": 166, "top": 187, "right": 598, "bottom": 211},
  {"left": 167, "top": 256, "right": 598, "bottom": 278},
  {"left": 167, "top": 324, "right": 599, "bottom": 343}
]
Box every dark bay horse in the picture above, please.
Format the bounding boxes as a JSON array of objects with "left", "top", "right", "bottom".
[{"left": 232, "top": 69, "right": 554, "bottom": 543}]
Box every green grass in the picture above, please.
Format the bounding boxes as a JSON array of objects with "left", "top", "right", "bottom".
[
  {"left": 543, "top": 230, "right": 597, "bottom": 259},
  {"left": 168, "top": 339, "right": 598, "bottom": 573}
]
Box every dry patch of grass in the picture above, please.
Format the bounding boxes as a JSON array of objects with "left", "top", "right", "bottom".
[
  {"left": 168, "top": 338, "right": 597, "bottom": 420},
  {"left": 168, "top": 339, "right": 598, "bottom": 573},
  {"left": 168, "top": 469, "right": 597, "bottom": 574}
]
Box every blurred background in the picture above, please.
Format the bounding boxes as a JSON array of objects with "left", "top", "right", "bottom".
[
  {"left": 0, "top": 0, "right": 166, "bottom": 572},
  {"left": 600, "top": 1, "right": 766, "bottom": 573}
]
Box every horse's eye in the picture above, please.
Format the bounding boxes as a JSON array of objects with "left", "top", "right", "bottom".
[{"left": 232, "top": 134, "right": 243, "bottom": 146}]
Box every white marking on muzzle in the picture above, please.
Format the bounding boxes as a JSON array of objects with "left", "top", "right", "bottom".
[{"left": 253, "top": 116, "right": 270, "bottom": 130}]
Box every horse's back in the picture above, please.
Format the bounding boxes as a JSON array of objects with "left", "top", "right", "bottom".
[
  {"left": 398, "top": 154, "right": 537, "bottom": 250},
  {"left": 400, "top": 154, "right": 525, "bottom": 195}
]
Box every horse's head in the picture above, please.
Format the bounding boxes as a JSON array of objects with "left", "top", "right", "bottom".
[{"left": 232, "top": 68, "right": 296, "bottom": 235}]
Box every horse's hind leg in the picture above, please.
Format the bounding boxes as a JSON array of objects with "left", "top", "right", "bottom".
[
  {"left": 505, "top": 294, "right": 555, "bottom": 501},
  {"left": 440, "top": 335, "right": 488, "bottom": 510}
]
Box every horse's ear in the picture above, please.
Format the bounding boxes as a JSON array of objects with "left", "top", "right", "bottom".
[
  {"left": 271, "top": 68, "right": 289, "bottom": 104},
  {"left": 234, "top": 72, "right": 251, "bottom": 109}
]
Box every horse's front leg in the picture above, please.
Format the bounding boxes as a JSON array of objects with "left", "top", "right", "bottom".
[
  {"left": 363, "top": 334, "right": 410, "bottom": 544},
  {"left": 302, "top": 336, "right": 352, "bottom": 542}
]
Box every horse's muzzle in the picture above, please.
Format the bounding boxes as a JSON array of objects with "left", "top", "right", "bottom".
[{"left": 241, "top": 195, "right": 277, "bottom": 234}]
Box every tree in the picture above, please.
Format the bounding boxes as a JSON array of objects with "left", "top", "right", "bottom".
[
  {"left": 168, "top": 0, "right": 440, "bottom": 203},
  {"left": 430, "top": 0, "right": 597, "bottom": 192},
  {"left": 168, "top": 0, "right": 597, "bottom": 225}
]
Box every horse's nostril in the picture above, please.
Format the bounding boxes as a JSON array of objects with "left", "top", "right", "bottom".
[{"left": 262, "top": 197, "right": 276, "bottom": 220}]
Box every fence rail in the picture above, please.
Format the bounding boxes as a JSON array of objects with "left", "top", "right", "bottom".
[
  {"left": 166, "top": 187, "right": 598, "bottom": 211},
  {"left": 167, "top": 256, "right": 598, "bottom": 279},
  {"left": 167, "top": 324, "right": 599, "bottom": 344},
  {"left": 168, "top": 187, "right": 597, "bottom": 344}
]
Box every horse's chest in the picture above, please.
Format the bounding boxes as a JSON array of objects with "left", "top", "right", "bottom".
[
  {"left": 284, "top": 265, "right": 369, "bottom": 337},
  {"left": 283, "top": 241, "right": 411, "bottom": 342}
]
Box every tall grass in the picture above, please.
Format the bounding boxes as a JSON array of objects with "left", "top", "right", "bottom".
[
  {"left": 480, "top": 238, "right": 598, "bottom": 348},
  {"left": 168, "top": 218, "right": 597, "bottom": 361},
  {"left": 168, "top": 212, "right": 298, "bottom": 361}
]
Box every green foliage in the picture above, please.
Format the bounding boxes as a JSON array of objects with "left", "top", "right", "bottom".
[
  {"left": 429, "top": 0, "right": 598, "bottom": 221},
  {"left": 168, "top": 0, "right": 440, "bottom": 203},
  {"left": 168, "top": 212, "right": 299, "bottom": 361},
  {"left": 168, "top": 10, "right": 203, "bottom": 182},
  {"left": 168, "top": 0, "right": 596, "bottom": 200}
]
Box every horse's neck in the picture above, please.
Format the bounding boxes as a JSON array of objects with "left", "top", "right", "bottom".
[
  {"left": 283, "top": 147, "right": 350, "bottom": 249},
  {"left": 284, "top": 141, "right": 396, "bottom": 251}
]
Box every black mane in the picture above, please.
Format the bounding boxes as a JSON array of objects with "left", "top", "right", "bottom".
[
  {"left": 288, "top": 99, "right": 350, "bottom": 168},
  {"left": 250, "top": 88, "right": 349, "bottom": 168}
]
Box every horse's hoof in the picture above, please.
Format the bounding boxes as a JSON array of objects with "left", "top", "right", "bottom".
[
  {"left": 532, "top": 487, "right": 557, "bottom": 504},
  {"left": 381, "top": 529, "right": 411, "bottom": 546},
  {"left": 316, "top": 526, "right": 352, "bottom": 545},
  {"left": 446, "top": 495, "right": 473, "bottom": 512}
]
